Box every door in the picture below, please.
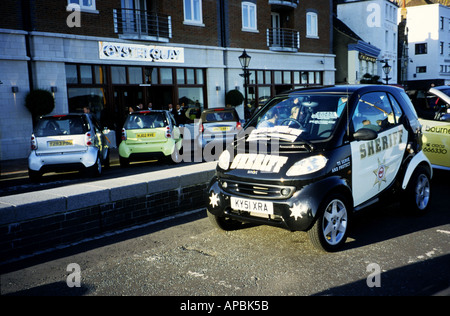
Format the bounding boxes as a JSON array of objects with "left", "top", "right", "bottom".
[
  {"left": 271, "top": 12, "right": 281, "bottom": 46},
  {"left": 113, "top": 86, "right": 143, "bottom": 145},
  {"left": 349, "top": 91, "right": 407, "bottom": 207},
  {"left": 121, "top": 0, "right": 148, "bottom": 34}
]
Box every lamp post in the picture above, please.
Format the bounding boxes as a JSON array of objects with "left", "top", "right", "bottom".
[
  {"left": 238, "top": 50, "right": 251, "bottom": 118},
  {"left": 382, "top": 60, "right": 392, "bottom": 85}
]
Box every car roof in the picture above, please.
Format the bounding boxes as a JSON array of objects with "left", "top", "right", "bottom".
[
  {"left": 202, "top": 107, "right": 235, "bottom": 113},
  {"left": 286, "top": 84, "right": 404, "bottom": 96},
  {"left": 131, "top": 110, "right": 168, "bottom": 114},
  {"left": 39, "top": 113, "right": 87, "bottom": 118}
]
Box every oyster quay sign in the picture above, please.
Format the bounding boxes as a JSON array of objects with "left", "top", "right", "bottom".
[{"left": 99, "top": 41, "right": 184, "bottom": 63}]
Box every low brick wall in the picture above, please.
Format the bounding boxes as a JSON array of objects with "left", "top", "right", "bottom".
[{"left": 0, "top": 162, "right": 217, "bottom": 264}]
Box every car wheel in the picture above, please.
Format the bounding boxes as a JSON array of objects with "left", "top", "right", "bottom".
[
  {"left": 308, "top": 194, "right": 350, "bottom": 252},
  {"left": 90, "top": 154, "right": 102, "bottom": 177},
  {"left": 119, "top": 156, "right": 130, "bottom": 167},
  {"left": 404, "top": 166, "right": 431, "bottom": 215},
  {"left": 103, "top": 148, "right": 110, "bottom": 169},
  {"left": 169, "top": 142, "right": 183, "bottom": 164},
  {"left": 207, "top": 211, "right": 243, "bottom": 231},
  {"left": 28, "top": 169, "right": 42, "bottom": 183}
]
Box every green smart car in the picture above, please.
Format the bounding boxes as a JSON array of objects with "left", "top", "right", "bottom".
[{"left": 119, "top": 110, "right": 182, "bottom": 166}]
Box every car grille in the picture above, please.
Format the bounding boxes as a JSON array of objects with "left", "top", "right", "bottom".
[{"left": 220, "top": 180, "right": 295, "bottom": 200}]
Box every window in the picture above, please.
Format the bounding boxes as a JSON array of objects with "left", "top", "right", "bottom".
[
  {"left": 242, "top": 2, "right": 257, "bottom": 31},
  {"left": 306, "top": 12, "right": 318, "bottom": 38},
  {"left": 440, "top": 42, "right": 444, "bottom": 55},
  {"left": 415, "top": 43, "right": 427, "bottom": 55},
  {"left": 440, "top": 16, "right": 444, "bottom": 30},
  {"left": 416, "top": 66, "right": 427, "bottom": 73},
  {"left": 352, "top": 92, "right": 397, "bottom": 133},
  {"left": 68, "top": 0, "right": 96, "bottom": 12},
  {"left": 184, "top": 0, "right": 203, "bottom": 25},
  {"left": 65, "top": 64, "right": 78, "bottom": 84},
  {"left": 80, "top": 65, "right": 93, "bottom": 84}
]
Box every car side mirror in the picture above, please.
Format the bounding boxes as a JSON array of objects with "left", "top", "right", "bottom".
[{"left": 353, "top": 128, "right": 378, "bottom": 141}]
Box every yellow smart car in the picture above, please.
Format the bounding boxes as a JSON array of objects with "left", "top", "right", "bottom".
[
  {"left": 409, "top": 86, "right": 450, "bottom": 171},
  {"left": 119, "top": 110, "right": 182, "bottom": 166}
]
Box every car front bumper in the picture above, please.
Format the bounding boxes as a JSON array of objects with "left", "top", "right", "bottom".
[{"left": 206, "top": 176, "right": 320, "bottom": 232}]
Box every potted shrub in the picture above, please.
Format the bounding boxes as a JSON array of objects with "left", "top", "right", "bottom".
[
  {"left": 25, "top": 89, "right": 55, "bottom": 125},
  {"left": 225, "top": 89, "right": 244, "bottom": 107}
]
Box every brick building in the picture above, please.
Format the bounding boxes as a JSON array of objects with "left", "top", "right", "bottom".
[{"left": 0, "top": 0, "right": 335, "bottom": 160}]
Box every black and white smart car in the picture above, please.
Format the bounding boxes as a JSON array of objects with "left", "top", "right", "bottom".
[{"left": 207, "top": 85, "right": 432, "bottom": 252}]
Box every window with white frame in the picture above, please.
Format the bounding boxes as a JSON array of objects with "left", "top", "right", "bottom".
[
  {"left": 68, "top": 0, "right": 96, "bottom": 12},
  {"left": 306, "top": 12, "right": 318, "bottom": 38},
  {"left": 242, "top": 2, "right": 257, "bottom": 31},
  {"left": 184, "top": 0, "right": 203, "bottom": 25}
]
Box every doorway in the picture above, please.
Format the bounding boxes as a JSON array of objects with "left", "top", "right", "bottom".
[
  {"left": 112, "top": 86, "right": 143, "bottom": 145},
  {"left": 147, "top": 86, "right": 174, "bottom": 109}
]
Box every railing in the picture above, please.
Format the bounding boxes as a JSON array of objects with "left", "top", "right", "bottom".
[
  {"left": 113, "top": 8, "right": 172, "bottom": 42},
  {"left": 268, "top": 0, "right": 299, "bottom": 9},
  {"left": 267, "top": 28, "right": 300, "bottom": 52}
]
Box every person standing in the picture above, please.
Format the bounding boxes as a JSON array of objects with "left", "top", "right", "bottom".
[{"left": 174, "top": 104, "right": 186, "bottom": 126}]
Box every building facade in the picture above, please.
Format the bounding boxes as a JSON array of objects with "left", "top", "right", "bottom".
[
  {"left": 405, "top": 3, "right": 450, "bottom": 89},
  {"left": 337, "top": 0, "right": 399, "bottom": 84},
  {"left": 334, "top": 16, "right": 381, "bottom": 84},
  {"left": 0, "top": 0, "right": 335, "bottom": 160}
]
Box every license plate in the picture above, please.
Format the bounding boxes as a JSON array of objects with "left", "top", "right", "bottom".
[
  {"left": 230, "top": 197, "right": 274, "bottom": 215},
  {"left": 136, "top": 133, "right": 155, "bottom": 138},
  {"left": 48, "top": 140, "right": 73, "bottom": 147},
  {"left": 212, "top": 126, "right": 231, "bottom": 132}
]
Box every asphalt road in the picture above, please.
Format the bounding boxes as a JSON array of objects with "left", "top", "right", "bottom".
[{"left": 1, "top": 170, "right": 449, "bottom": 298}]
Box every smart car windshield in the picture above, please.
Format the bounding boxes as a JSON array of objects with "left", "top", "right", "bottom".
[{"left": 250, "top": 94, "right": 348, "bottom": 142}]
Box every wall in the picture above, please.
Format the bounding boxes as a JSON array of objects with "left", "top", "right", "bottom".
[{"left": 0, "top": 162, "right": 217, "bottom": 264}]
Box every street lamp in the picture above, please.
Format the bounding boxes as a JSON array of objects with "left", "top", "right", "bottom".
[
  {"left": 238, "top": 50, "right": 251, "bottom": 118},
  {"left": 382, "top": 60, "right": 392, "bottom": 85}
]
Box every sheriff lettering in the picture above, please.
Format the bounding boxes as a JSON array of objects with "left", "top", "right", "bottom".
[
  {"left": 230, "top": 154, "right": 288, "bottom": 173},
  {"left": 359, "top": 129, "right": 404, "bottom": 159}
]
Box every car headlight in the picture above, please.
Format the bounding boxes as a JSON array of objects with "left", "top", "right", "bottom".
[
  {"left": 286, "top": 155, "right": 328, "bottom": 176},
  {"left": 218, "top": 150, "right": 231, "bottom": 170}
]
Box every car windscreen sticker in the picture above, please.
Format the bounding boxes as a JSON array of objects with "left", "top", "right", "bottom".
[
  {"left": 310, "top": 111, "right": 338, "bottom": 125},
  {"left": 230, "top": 153, "right": 288, "bottom": 173},
  {"left": 247, "top": 126, "right": 302, "bottom": 143}
]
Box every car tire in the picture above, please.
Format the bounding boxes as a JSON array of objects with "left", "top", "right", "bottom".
[
  {"left": 103, "top": 148, "right": 110, "bottom": 169},
  {"left": 169, "top": 142, "right": 183, "bottom": 164},
  {"left": 28, "top": 169, "right": 42, "bottom": 183},
  {"left": 119, "top": 156, "right": 130, "bottom": 167},
  {"left": 308, "top": 193, "right": 350, "bottom": 252},
  {"left": 207, "top": 211, "right": 243, "bottom": 231},
  {"left": 89, "top": 154, "right": 102, "bottom": 177},
  {"left": 404, "top": 166, "right": 431, "bottom": 215}
]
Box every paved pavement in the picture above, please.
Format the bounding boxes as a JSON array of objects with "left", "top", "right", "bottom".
[{"left": 0, "top": 149, "right": 122, "bottom": 179}]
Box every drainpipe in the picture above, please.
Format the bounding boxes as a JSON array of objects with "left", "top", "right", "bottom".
[{"left": 21, "top": 0, "right": 35, "bottom": 91}]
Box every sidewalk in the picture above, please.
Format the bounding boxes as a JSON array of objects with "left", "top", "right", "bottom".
[{"left": 0, "top": 148, "right": 121, "bottom": 178}]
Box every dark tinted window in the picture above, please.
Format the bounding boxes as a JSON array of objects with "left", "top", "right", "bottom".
[
  {"left": 201, "top": 110, "right": 237, "bottom": 122},
  {"left": 35, "top": 115, "right": 88, "bottom": 136},
  {"left": 124, "top": 112, "right": 168, "bottom": 129}
]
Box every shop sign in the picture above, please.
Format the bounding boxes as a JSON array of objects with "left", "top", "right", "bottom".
[
  {"left": 359, "top": 52, "right": 377, "bottom": 63},
  {"left": 99, "top": 41, "right": 184, "bottom": 63}
]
